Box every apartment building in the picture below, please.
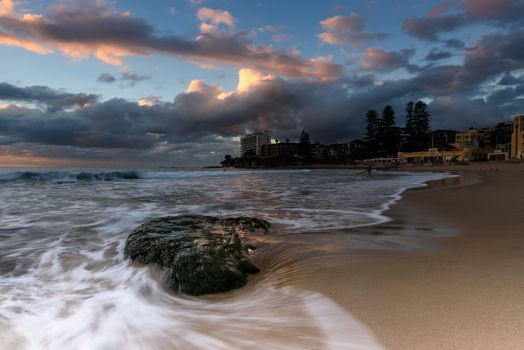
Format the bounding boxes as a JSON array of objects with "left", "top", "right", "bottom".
[
  {"left": 240, "top": 132, "right": 271, "bottom": 157},
  {"left": 511, "top": 115, "right": 524, "bottom": 159}
]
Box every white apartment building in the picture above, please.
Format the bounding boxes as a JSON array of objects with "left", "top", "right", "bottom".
[{"left": 240, "top": 132, "right": 271, "bottom": 156}]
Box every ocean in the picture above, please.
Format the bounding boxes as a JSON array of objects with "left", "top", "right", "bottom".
[{"left": 0, "top": 168, "right": 452, "bottom": 349}]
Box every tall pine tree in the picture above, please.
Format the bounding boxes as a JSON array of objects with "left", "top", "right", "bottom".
[
  {"left": 299, "top": 130, "right": 312, "bottom": 159},
  {"left": 403, "top": 101, "right": 415, "bottom": 151},
  {"left": 365, "top": 109, "right": 380, "bottom": 157},
  {"left": 380, "top": 105, "right": 400, "bottom": 157},
  {"left": 365, "top": 109, "right": 379, "bottom": 140},
  {"left": 413, "top": 100, "right": 431, "bottom": 150}
]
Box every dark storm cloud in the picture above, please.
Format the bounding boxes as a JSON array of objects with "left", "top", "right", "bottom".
[
  {"left": 463, "top": 29, "right": 524, "bottom": 80},
  {"left": 0, "top": 77, "right": 365, "bottom": 157},
  {"left": 171, "top": 79, "right": 357, "bottom": 143},
  {"left": 345, "top": 74, "right": 376, "bottom": 88},
  {"left": 499, "top": 73, "right": 523, "bottom": 86},
  {"left": 0, "top": 82, "right": 98, "bottom": 111},
  {"left": 403, "top": 0, "right": 524, "bottom": 41},
  {"left": 0, "top": 100, "right": 159, "bottom": 149},
  {"left": 0, "top": 2, "right": 342, "bottom": 80},
  {"left": 429, "top": 96, "right": 504, "bottom": 130},
  {"left": 392, "top": 29, "right": 524, "bottom": 97}
]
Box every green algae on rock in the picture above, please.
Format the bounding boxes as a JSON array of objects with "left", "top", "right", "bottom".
[{"left": 124, "top": 215, "right": 270, "bottom": 296}]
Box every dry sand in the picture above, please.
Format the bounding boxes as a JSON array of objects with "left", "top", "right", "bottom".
[{"left": 265, "top": 162, "right": 524, "bottom": 349}]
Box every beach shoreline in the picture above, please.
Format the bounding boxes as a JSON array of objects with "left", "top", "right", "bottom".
[{"left": 253, "top": 161, "right": 524, "bottom": 349}]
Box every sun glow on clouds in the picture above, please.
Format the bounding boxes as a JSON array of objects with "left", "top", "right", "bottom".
[
  {"left": 197, "top": 7, "right": 235, "bottom": 34},
  {"left": 137, "top": 96, "right": 162, "bottom": 107},
  {"left": 0, "top": 32, "right": 51, "bottom": 54},
  {"left": 0, "top": 154, "right": 52, "bottom": 167},
  {"left": 0, "top": 145, "right": 57, "bottom": 167},
  {"left": 0, "top": 0, "right": 14, "bottom": 16},
  {"left": 0, "top": 1, "right": 342, "bottom": 80},
  {"left": 186, "top": 68, "right": 275, "bottom": 100},
  {"left": 236, "top": 68, "right": 274, "bottom": 93},
  {"left": 0, "top": 1, "right": 139, "bottom": 65}
]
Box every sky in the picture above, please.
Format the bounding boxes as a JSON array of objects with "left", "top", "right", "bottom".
[{"left": 0, "top": 0, "right": 523, "bottom": 167}]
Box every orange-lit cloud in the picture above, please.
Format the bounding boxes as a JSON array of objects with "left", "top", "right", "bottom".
[
  {"left": 0, "top": 2, "right": 342, "bottom": 80},
  {"left": 137, "top": 96, "right": 162, "bottom": 106},
  {"left": 318, "top": 13, "right": 387, "bottom": 46},
  {"left": 236, "top": 68, "right": 274, "bottom": 93},
  {"left": 186, "top": 68, "right": 275, "bottom": 101},
  {"left": 0, "top": 30, "right": 51, "bottom": 54},
  {"left": 186, "top": 79, "right": 225, "bottom": 96},
  {"left": 197, "top": 7, "right": 234, "bottom": 34},
  {"left": 0, "top": 0, "right": 14, "bottom": 17}
]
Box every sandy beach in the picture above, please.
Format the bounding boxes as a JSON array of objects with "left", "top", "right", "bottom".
[{"left": 255, "top": 162, "right": 524, "bottom": 349}]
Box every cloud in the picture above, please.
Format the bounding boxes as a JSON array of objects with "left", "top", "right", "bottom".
[
  {"left": 137, "top": 96, "right": 162, "bottom": 107},
  {"left": 257, "top": 24, "right": 286, "bottom": 33},
  {"left": 443, "top": 38, "right": 465, "bottom": 49},
  {"left": 318, "top": 13, "right": 387, "bottom": 46},
  {"left": 403, "top": 13, "right": 466, "bottom": 41},
  {"left": 197, "top": 7, "right": 234, "bottom": 35},
  {"left": 361, "top": 48, "right": 417, "bottom": 72},
  {"left": 189, "top": 0, "right": 208, "bottom": 5},
  {"left": 0, "top": 1, "right": 342, "bottom": 80},
  {"left": 462, "top": 0, "right": 524, "bottom": 21},
  {"left": 121, "top": 71, "right": 150, "bottom": 85},
  {"left": 463, "top": 29, "right": 524, "bottom": 80},
  {"left": 0, "top": 82, "right": 98, "bottom": 111},
  {"left": 1, "top": 23, "right": 523, "bottom": 165},
  {"left": 272, "top": 34, "right": 294, "bottom": 42},
  {"left": 0, "top": 0, "right": 14, "bottom": 17},
  {"left": 498, "top": 73, "right": 523, "bottom": 86},
  {"left": 428, "top": 2, "right": 455, "bottom": 18},
  {"left": 0, "top": 40, "right": 518, "bottom": 165},
  {"left": 97, "top": 71, "right": 150, "bottom": 86},
  {"left": 425, "top": 48, "right": 453, "bottom": 61},
  {"left": 429, "top": 95, "right": 504, "bottom": 129},
  {"left": 403, "top": 0, "right": 524, "bottom": 41},
  {"left": 97, "top": 73, "right": 117, "bottom": 84},
  {"left": 0, "top": 71, "right": 363, "bottom": 165}
]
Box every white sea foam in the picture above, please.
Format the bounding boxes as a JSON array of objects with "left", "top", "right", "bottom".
[{"left": 0, "top": 168, "right": 454, "bottom": 349}]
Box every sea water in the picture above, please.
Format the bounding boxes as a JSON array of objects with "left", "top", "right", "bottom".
[{"left": 0, "top": 169, "right": 452, "bottom": 349}]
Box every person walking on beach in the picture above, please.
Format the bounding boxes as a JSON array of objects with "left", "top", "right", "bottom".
[{"left": 367, "top": 165, "right": 372, "bottom": 174}]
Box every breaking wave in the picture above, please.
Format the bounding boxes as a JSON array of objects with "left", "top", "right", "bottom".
[{"left": 0, "top": 170, "right": 141, "bottom": 183}]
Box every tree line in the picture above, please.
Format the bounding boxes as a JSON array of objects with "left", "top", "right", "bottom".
[
  {"left": 221, "top": 100, "right": 431, "bottom": 167},
  {"left": 365, "top": 100, "right": 430, "bottom": 157}
]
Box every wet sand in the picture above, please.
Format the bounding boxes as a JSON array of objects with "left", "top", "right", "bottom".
[{"left": 257, "top": 162, "right": 524, "bottom": 349}]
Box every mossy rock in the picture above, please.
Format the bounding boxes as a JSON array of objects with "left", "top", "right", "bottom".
[{"left": 124, "top": 215, "right": 270, "bottom": 295}]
